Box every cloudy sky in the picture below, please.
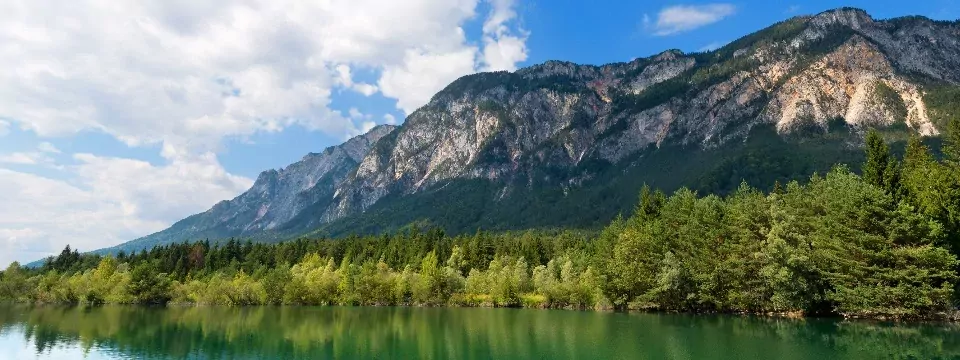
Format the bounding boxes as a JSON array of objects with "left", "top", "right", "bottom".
[{"left": 1, "top": 0, "right": 957, "bottom": 266}]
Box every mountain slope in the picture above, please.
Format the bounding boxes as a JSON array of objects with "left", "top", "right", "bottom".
[
  {"left": 103, "top": 125, "right": 396, "bottom": 254},
  {"left": 103, "top": 8, "right": 960, "bottom": 253}
]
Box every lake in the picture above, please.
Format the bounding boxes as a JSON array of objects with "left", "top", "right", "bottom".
[{"left": 0, "top": 304, "right": 958, "bottom": 359}]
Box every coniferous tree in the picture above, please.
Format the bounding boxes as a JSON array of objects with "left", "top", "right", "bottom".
[
  {"left": 943, "top": 119, "right": 960, "bottom": 255},
  {"left": 863, "top": 130, "right": 896, "bottom": 193},
  {"left": 863, "top": 130, "right": 888, "bottom": 185},
  {"left": 944, "top": 118, "right": 960, "bottom": 170}
]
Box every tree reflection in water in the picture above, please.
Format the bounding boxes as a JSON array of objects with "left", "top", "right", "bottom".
[{"left": 1, "top": 305, "right": 959, "bottom": 359}]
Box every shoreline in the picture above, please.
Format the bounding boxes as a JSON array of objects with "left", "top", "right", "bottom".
[{"left": 8, "top": 300, "right": 960, "bottom": 324}]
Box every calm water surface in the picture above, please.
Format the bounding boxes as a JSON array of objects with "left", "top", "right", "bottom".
[{"left": 1, "top": 304, "right": 958, "bottom": 359}]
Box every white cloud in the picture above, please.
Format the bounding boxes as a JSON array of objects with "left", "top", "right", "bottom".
[
  {"left": 71, "top": 153, "right": 253, "bottom": 224},
  {"left": 786, "top": 5, "right": 801, "bottom": 14},
  {"left": 334, "top": 64, "right": 380, "bottom": 96},
  {"left": 481, "top": 0, "right": 529, "bottom": 71},
  {"left": 378, "top": 0, "right": 529, "bottom": 114},
  {"left": 353, "top": 83, "right": 379, "bottom": 96},
  {"left": 0, "top": 154, "right": 252, "bottom": 266},
  {"left": 648, "top": 3, "right": 736, "bottom": 36},
  {"left": 0, "top": 170, "right": 98, "bottom": 266},
  {"left": 482, "top": 33, "right": 529, "bottom": 72},
  {"left": 0, "top": 0, "right": 529, "bottom": 149},
  {"left": 383, "top": 114, "right": 398, "bottom": 125},
  {"left": 0, "top": 141, "right": 63, "bottom": 165},
  {"left": 348, "top": 108, "right": 366, "bottom": 120},
  {"left": 359, "top": 121, "right": 377, "bottom": 134},
  {"left": 345, "top": 107, "right": 379, "bottom": 137},
  {"left": 0, "top": 0, "right": 530, "bottom": 265},
  {"left": 37, "top": 142, "right": 60, "bottom": 154},
  {"left": 379, "top": 48, "right": 479, "bottom": 114},
  {"left": 698, "top": 41, "right": 728, "bottom": 52},
  {"left": 0, "top": 153, "right": 45, "bottom": 165}
]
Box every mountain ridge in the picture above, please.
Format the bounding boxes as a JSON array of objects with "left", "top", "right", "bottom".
[{"left": 97, "top": 7, "right": 960, "bottom": 255}]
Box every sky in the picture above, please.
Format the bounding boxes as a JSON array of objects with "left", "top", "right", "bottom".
[{"left": 1, "top": 0, "right": 957, "bottom": 266}]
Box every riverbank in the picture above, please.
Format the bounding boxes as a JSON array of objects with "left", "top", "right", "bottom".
[{"left": 9, "top": 297, "right": 960, "bottom": 323}]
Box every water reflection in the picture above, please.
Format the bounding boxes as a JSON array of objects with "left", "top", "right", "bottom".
[{"left": 1, "top": 304, "right": 958, "bottom": 359}]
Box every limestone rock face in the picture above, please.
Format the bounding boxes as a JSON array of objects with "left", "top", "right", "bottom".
[{"left": 105, "top": 8, "right": 960, "bottom": 253}]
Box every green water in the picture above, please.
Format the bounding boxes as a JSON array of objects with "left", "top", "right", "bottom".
[{"left": 1, "top": 305, "right": 958, "bottom": 359}]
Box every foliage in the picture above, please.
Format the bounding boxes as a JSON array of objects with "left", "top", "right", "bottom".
[{"left": 924, "top": 86, "right": 960, "bottom": 130}]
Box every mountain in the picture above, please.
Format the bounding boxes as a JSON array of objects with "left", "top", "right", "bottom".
[
  {"left": 102, "top": 8, "right": 960, "bottom": 254},
  {"left": 104, "top": 125, "right": 397, "bottom": 254}
]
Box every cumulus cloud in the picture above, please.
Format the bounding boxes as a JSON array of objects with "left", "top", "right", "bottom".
[
  {"left": 0, "top": 0, "right": 529, "bottom": 149},
  {"left": 0, "top": 170, "right": 100, "bottom": 266},
  {"left": 379, "top": 48, "right": 479, "bottom": 114},
  {"left": 0, "top": 154, "right": 252, "bottom": 266},
  {"left": 334, "top": 64, "right": 379, "bottom": 96},
  {"left": 37, "top": 142, "right": 60, "bottom": 154},
  {"left": 383, "top": 114, "right": 398, "bottom": 125},
  {"left": 0, "top": 153, "right": 46, "bottom": 165},
  {"left": 481, "top": 0, "right": 529, "bottom": 72},
  {"left": 646, "top": 3, "right": 736, "bottom": 36},
  {"left": 71, "top": 153, "right": 253, "bottom": 224},
  {"left": 0, "top": 142, "right": 63, "bottom": 165},
  {"left": 344, "top": 108, "right": 380, "bottom": 137},
  {"left": 0, "top": 0, "right": 530, "bottom": 265},
  {"left": 378, "top": 0, "right": 528, "bottom": 114}
]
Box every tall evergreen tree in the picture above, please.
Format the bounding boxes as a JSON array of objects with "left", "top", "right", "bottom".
[
  {"left": 944, "top": 118, "right": 960, "bottom": 170},
  {"left": 862, "top": 130, "right": 900, "bottom": 197},
  {"left": 943, "top": 119, "right": 960, "bottom": 254}
]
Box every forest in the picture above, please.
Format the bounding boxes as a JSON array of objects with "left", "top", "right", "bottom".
[{"left": 1, "top": 120, "right": 959, "bottom": 320}]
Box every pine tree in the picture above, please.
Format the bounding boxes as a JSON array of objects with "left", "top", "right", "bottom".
[
  {"left": 882, "top": 159, "right": 904, "bottom": 202},
  {"left": 634, "top": 184, "right": 665, "bottom": 221},
  {"left": 943, "top": 118, "right": 960, "bottom": 254},
  {"left": 862, "top": 130, "right": 891, "bottom": 189},
  {"left": 772, "top": 180, "right": 785, "bottom": 195},
  {"left": 944, "top": 118, "right": 960, "bottom": 170},
  {"left": 903, "top": 135, "right": 933, "bottom": 171}
]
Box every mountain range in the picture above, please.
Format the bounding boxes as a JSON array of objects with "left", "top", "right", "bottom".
[{"left": 102, "top": 8, "right": 960, "bottom": 255}]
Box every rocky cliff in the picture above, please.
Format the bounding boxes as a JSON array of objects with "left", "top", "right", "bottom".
[{"left": 104, "top": 8, "right": 960, "bottom": 253}]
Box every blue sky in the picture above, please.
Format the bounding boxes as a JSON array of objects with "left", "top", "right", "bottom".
[{"left": 0, "top": 0, "right": 957, "bottom": 266}]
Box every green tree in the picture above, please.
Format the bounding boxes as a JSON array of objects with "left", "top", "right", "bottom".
[
  {"left": 944, "top": 117, "right": 960, "bottom": 170},
  {"left": 902, "top": 135, "right": 960, "bottom": 254},
  {"left": 0, "top": 262, "right": 33, "bottom": 302},
  {"left": 260, "top": 266, "right": 291, "bottom": 305},
  {"left": 128, "top": 262, "right": 171, "bottom": 305},
  {"left": 413, "top": 251, "right": 442, "bottom": 304},
  {"left": 862, "top": 130, "right": 900, "bottom": 197}
]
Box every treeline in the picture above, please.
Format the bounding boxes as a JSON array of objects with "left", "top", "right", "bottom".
[{"left": 1, "top": 124, "right": 959, "bottom": 319}]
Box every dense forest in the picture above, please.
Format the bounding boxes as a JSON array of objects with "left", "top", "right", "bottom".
[{"left": 2, "top": 121, "right": 959, "bottom": 320}]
